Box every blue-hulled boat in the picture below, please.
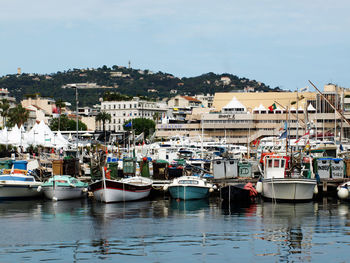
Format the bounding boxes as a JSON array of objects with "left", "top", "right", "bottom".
[{"left": 167, "top": 176, "right": 214, "bottom": 200}]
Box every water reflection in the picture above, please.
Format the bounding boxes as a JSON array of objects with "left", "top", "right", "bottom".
[
  {"left": 0, "top": 200, "right": 42, "bottom": 218},
  {"left": 0, "top": 198, "right": 348, "bottom": 262},
  {"left": 256, "top": 202, "right": 317, "bottom": 262},
  {"left": 169, "top": 198, "right": 209, "bottom": 212},
  {"left": 41, "top": 199, "right": 89, "bottom": 218}
]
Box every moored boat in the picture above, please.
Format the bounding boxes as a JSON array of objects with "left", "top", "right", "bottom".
[
  {"left": 89, "top": 176, "right": 153, "bottom": 203},
  {"left": 39, "top": 175, "right": 88, "bottom": 201},
  {"left": 0, "top": 169, "right": 42, "bottom": 199},
  {"left": 220, "top": 183, "right": 257, "bottom": 205},
  {"left": 166, "top": 176, "right": 214, "bottom": 200},
  {"left": 260, "top": 155, "right": 317, "bottom": 202}
]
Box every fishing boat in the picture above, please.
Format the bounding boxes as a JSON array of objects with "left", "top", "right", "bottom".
[
  {"left": 166, "top": 175, "right": 214, "bottom": 200},
  {"left": 0, "top": 169, "right": 42, "bottom": 199},
  {"left": 89, "top": 176, "right": 153, "bottom": 203},
  {"left": 258, "top": 155, "right": 316, "bottom": 202},
  {"left": 220, "top": 183, "right": 257, "bottom": 206},
  {"left": 39, "top": 175, "right": 88, "bottom": 201}
]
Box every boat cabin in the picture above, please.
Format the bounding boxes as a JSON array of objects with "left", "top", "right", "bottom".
[{"left": 264, "top": 156, "right": 287, "bottom": 179}]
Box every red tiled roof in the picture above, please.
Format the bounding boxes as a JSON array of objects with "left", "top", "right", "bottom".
[{"left": 181, "top": 96, "right": 201, "bottom": 102}]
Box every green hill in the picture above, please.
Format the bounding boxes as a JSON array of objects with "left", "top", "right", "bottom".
[{"left": 0, "top": 65, "right": 281, "bottom": 106}]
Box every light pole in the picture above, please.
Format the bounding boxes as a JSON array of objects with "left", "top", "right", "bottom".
[{"left": 75, "top": 87, "right": 79, "bottom": 158}]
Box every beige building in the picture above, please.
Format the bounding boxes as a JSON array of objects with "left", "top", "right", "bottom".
[
  {"left": 81, "top": 116, "right": 96, "bottom": 131},
  {"left": 157, "top": 85, "right": 350, "bottom": 144},
  {"left": 168, "top": 95, "right": 202, "bottom": 108},
  {"left": 21, "top": 96, "right": 56, "bottom": 123}
]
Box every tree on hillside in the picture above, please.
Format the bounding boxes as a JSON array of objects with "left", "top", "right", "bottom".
[
  {"left": 96, "top": 111, "right": 111, "bottom": 132},
  {"left": 0, "top": 99, "right": 10, "bottom": 127},
  {"left": 123, "top": 118, "right": 155, "bottom": 138},
  {"left": 50, "top": 115, "right": 87, "bottom": 131},
  {"left": 8, "top": 104, "right": 29, "bottom": 127}
]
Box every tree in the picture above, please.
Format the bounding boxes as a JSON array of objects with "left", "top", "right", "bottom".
[
  {"left": 123, "top": 118, "right": 155, "bottom": 138},
  {"left": 96, "top": 111, "right": 111, "bottom": 132},
  {"left": 8, "top": 104, "right": 29, "bottom": 127},
  {"left": 0, "top": 99, "right": 10, "bottom": 127},
  {"left": 50, "top": 115, "right": 87, "bottom": 131}
]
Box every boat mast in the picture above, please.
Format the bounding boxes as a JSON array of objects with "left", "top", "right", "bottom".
[
  {"left": 201, "top": 116, "right": 204, "bottom": 170},
  {"left": 296, "top": 88, "right": 299, "bottom": 141},
  {"left": 75, "top": 86, "right": 79, "bottom": 159}
]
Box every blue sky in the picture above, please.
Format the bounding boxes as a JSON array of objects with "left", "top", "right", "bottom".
[{"left": 1, "top": 0, "right": 349, "bottom": 91}]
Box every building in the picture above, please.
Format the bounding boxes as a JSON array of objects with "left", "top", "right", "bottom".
[
  {"left": 194, "top": 94, "right": 214, "bottom": 108},
  {"left": 98, "top": 97, "right": 167, "bottom": 132},
  {"left": 21, "top": 96, "right": 56, "bottom": 119},
  {"left": 167, "top": 95, "right": 203, "bottom": 122},
  {"left": 0, "top": 88, "right": 17, "bottom": 128},
  {"left": 156, "top": 84, "right": 350, "bottom": 143}
]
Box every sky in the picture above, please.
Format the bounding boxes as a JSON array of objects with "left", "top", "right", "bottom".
[{"left": 1, "top": 0, "right": 350, "bottom": 91}]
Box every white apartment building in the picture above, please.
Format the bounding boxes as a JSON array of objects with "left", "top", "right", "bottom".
[{"left": 99, "top": 97, "right": 167, "bottom": 132}]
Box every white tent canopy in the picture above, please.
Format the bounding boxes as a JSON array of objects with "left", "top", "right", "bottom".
[
  {"left": 0, "top": 121, "right": 71, "bottom": 150},
  {"left": 307, "top": 103, "right": 316, "bottom": 112}
]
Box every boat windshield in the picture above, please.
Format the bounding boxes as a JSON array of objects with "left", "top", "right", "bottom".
[{"left": 178, "top": 180, "right": 199, "bottom": 185}]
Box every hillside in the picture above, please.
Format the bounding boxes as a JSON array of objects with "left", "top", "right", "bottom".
[{"left": 0, "top": 65, "right": 281, "bottom": 106}]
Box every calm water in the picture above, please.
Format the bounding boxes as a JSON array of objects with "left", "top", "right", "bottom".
[{"left": 0, "top": 197, "right": 349, "bottom": 262}]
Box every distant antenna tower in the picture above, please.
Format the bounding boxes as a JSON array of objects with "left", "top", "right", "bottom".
[{"left": 128, "top": 60, "right": 131, "bottom": 69}]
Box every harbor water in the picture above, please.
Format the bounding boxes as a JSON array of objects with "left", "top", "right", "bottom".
[{"left": 0, "top": 197, "right": 350, "bottom": 262}]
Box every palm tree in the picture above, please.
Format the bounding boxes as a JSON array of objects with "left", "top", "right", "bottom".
[
  {"left": 96, "top": 111, "right": 111, "bottom": 132},
  {"left": 8, "top": 104, "right": 29, "bottom": 128},
  {"left": 55, "top": 99, "right": 66, "bottom": 131},
  {"left": 0, "top": 99, "right": 10, "bottom": 128}
]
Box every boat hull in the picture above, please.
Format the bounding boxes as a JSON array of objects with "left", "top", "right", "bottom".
[
  {"left": 0, "top": 182, "right": 42, "bottom": 199},
  {"left": 42, "top": 186, "right": 87, "bottom": 201},
  {"left": 168, "top": 185, "right": 209, "bottom": 200},
  {"left": 220, "top": 184, "right": 252, "bottom": 205},
  {"left": 90, "top": 179, "right": 152, "bottom": 203},
  {"left": 262, "top": 178, "right": 316, "bottom": 202}
]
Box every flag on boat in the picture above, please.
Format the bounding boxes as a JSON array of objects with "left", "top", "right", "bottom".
[
  {"left": 279, "top": 130, "right": 287, "bottom": 139},
  {"left": 125, "top": 121, "right": 132, "bottom": 128},
  {"left": 252, "top": 139, "right": 260, "bottom": 146},
  {"left": 295, "top": 131, "right": 310, "bottom": 144},
  {"left": 299, "top": 86, "right": 308, "bottom": 92},
  {"left": 268, "top": 103, "right": 277, "bottom": 111}
]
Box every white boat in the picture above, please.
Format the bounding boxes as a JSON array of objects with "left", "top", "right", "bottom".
[
  {"left": 166, "top": 176, "right": 214, "bottom": 200},
  {"left": 259, "top": 155, "right": 316, "bottom": 202},
  {"left": 0, "top": 170, "right": 42, "bottom": 199},
  {"left": 39, "top": 175, "right": 88, "bottom": 201},
  {"left": 89, "top": 176, "right": 153, "bottom": 203}
]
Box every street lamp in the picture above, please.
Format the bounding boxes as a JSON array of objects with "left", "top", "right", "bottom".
[{"left": 69, "top": 86, "right": 79, "bottom": 158}]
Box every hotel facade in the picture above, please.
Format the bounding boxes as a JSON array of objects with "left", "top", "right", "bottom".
[{"left": 156, "top": 85, "right": 350, "bottom": 144}]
